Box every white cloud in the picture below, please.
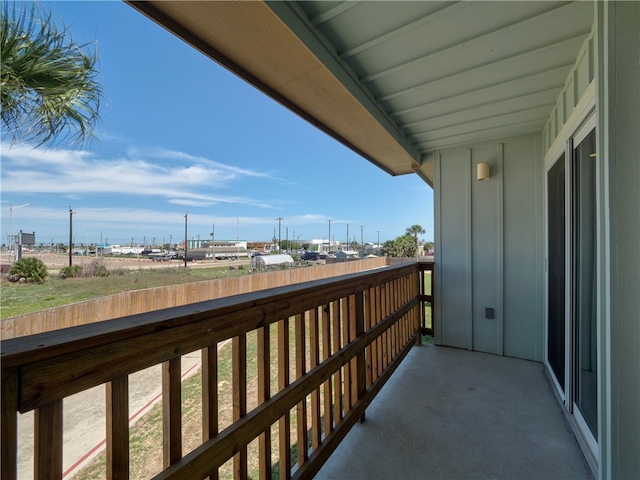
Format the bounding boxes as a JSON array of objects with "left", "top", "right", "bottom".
[{"left": 0, "top": 143, "right": 277, "bottom": 208}]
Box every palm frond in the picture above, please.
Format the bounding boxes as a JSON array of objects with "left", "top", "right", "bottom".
[{"left": 1, "top": 1, "right": 102, "bottom": 147}]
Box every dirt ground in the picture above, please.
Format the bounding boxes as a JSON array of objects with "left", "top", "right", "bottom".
[{"left": 3, "top": 252, "right": 252, "bottom": 274}]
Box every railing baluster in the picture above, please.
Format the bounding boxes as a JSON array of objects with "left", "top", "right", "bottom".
[
  {"left": 202, "top": 344, "right": 218, "bottom": 480},
  {"left": 341, "top": 298, "right": 352, "bottom": 413},
  {"left": 257, "top": 326, "right": 271, "bottom": 480},
  {"left": 34, "top": 400, "right": 63, "bottom": 480},
  {"left": 106, "top": 375, "right": 129, "bottom": 480},
  {"left": 348, "top": 294, "right": 358, "bottom": 410},
  {"left": 1, "top": 368, "right": 18, "bottom": 480},
  {"left": 354, "top": 291, "right": 366, "bottom": 423},
  {"left": 331, "top": 300, "right": 342, "bottom": 423},
  {"left": 294, "top": 313, "right": 308, "bottom": 467},
  {"left": 379, "top": 283, "right": 391, "bottom": 372},
  {"left": 162, "top": 357, "right": 182, "bottom": 468},
  {"left": 277, "top": 318, "right": 291, "bottom": 479},
  {"left": 366, "top": 288, "right": 374, "bottom": 387},
  {"left": 371, "top": 285, "right": 382, "bottom": 380},
  {"left": 389, "top": 280, "right": 400, "bottom": 363},
  {"left": 322, "top": 304, "right": 333, "bottom": 437},
  {"left": 309, "top": 308, "right": 321, "bottom": 449},
  {"left": 233, "top": 334, "right": 247, "bottom": 479}
]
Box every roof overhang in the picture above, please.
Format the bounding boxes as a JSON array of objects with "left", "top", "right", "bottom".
[
  {"left": 127, "top": 1, "right": 594, "bottom": 187},
  {"left": 128, "top": 1, "right": 421, "bottom": 179}
]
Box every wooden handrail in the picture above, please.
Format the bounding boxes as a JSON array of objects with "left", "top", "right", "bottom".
[{"left": 1, "top": 260, "right": 433, "bottom": 480}]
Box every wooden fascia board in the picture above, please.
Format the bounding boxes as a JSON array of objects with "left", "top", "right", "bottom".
[{"left": 126, "top": 1, "right": 421, "bottom": 178}]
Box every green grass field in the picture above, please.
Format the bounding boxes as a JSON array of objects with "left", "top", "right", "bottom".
[{"left": 1, "top": 266, "right": 250, "bottom": 319}]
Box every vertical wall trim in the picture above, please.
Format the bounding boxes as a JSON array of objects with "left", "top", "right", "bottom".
[
  {"left": 564, "top": 137, "right": 573, "bottom": 406},
  {"left": 595, "top": 2, "right": 611, "bottom": 477},
  {"left": 534, "top": 133, "right": 544, "bottom": 362},
  {"left": 466, "top": 149, "right": 473, "bottom": 351},
  {"left": 497, "top": 144, "right": 505, "bottom": 356},
  {"left": 433, "top": 150, "right": 443, "bottom": 346}
]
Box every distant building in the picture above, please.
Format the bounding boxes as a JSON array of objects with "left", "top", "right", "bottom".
[
  {"left": 250, "top": 254, "right": 294, "bottom": 271},
  {"left": 335, "top": 250, "right": 359, "bottom": 259}
]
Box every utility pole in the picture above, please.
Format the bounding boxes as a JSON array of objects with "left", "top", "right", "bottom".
[
  {"left": 327, "top": 219, "right": 332, "bottom": 254},
  {"left": 360, "top": 225, "right": 365, "bottom": 256},
  {"left": 346, "top": 223, "right": 349, "bottom": 251},
  {"left": 184, "top": 212, "right": 188, "bottom": 268},
  {"left": 236, "top": 215, "right": 240, "bottom": 261},
  {"left": 69, "top": 207, "right": 74, "bottom": 266},
  {"left": 377, "top": 230, "right": 380, "bottom": 254},
  {"left": 276, "top": 217, "right": 283, "bottom": 253},
  {"left": 211, "top": 223, "right": 215, "bottom": 262},
  {"left": 286, "top": 227, "right": 289, "bottom": 254}
]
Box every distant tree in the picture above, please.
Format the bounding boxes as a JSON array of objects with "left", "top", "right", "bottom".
[
  {"left": 423, "top": 241, "right": 435, "bottom": 254},
  {"left": 381, "top": 235, "right": 416, "bottom": 258},
  {"left": 1, "top": 2, "right": 102, "bottom": 147}
]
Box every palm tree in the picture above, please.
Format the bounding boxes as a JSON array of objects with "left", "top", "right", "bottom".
[
  {"left": 1, "top": 2, "right": 102, "bottom": 147},
  {"left": 405, "top": 224, "right": 425, "bottom": 242}
]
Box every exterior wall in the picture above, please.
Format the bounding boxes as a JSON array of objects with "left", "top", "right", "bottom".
[
  {"left": 434, "top": 133, "right": 544, "bottom": 361},
  {"left": 596, "top": 2, "right": 640, "bottom": 478}
]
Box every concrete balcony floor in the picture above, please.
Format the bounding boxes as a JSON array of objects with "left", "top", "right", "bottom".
[{"left": 317, "top": 343, "right": 591, "bottom": 480}]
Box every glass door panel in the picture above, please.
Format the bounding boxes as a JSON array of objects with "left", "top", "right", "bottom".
[
  {"left": 547, "top": 154, "right": 566, "bottom": 392},
  {"left": 572, "top": 128, "right": 598, "bottom": 440}
]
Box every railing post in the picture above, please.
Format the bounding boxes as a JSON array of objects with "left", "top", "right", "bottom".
[
  {"left": 294, "top": 313, "right": 308, "bottom": 466},
  {"left": 277, "top": 319, "right": 291, "bottom": 480},
  {"left": 257, "top": 326, "right": 271, "bottom": 480},
  {"left": 1, "top": 368, "right": 18, "bottom": 480},
  {"left": 202, "top": 345, "right": 218, "bottom": 480},
  {"left": 34, "top": 400, "right": 63, "bottom": 480},
  {"left": 309, "top": 308, "right": 321, "bottom": 448},
  {"left": 106, "top": 376, "right": 129, "bottom": 480},
  {"left": 232, "top": 334, "right": 247, "bottom": 479},
  {"left": 162, "top": 357, "right": 182, "bottom": 468},
  {"left": 354, "top": 291, "right": 366, "bottom": 423},
  {"left": 414, "top": 268, "right": 422, "bottom": 345}
]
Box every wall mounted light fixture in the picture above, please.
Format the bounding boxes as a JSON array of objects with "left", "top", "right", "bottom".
[{"left": 477, "top": 162, "right": 490, "bottom": 180}]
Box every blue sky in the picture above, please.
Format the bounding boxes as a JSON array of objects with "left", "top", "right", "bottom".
[{"left": 1, "top": 1, "right": 433, "bottom": 248}]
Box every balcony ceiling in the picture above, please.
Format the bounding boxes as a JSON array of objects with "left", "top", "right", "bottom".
[{"left": 127, "top": 1, "right": 594, "bottom": 185}]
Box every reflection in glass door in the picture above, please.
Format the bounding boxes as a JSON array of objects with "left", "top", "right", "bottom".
[
  {"left": 547, "top": 155, "right": 566, "bottom": 393},
  {"left": 572, "top": 127, "right": 597, "bottom": 441}
]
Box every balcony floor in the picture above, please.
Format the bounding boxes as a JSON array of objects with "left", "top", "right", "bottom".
[{"left": 317, "top": 343, "right": 591, "bottom": 480}]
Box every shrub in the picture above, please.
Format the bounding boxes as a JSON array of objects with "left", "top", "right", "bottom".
[
  {"left": 8, "top": 258, "right": 48, "bottom": 283},
  {"left": 109, "top": 266, "right": 127, "bottom": 276},
  {"left": 80, "top": 259, "right": 109, "bottom": 278},
  {"left": 59, "top": 265, "right": 82, "bottom": 279}
]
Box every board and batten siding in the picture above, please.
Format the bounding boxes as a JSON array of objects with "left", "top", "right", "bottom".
[{"left": 434, "top": 133, "right": 543, "bottom": 361}]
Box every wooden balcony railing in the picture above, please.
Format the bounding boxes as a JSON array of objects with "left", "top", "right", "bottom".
[{"left": 1, "top": 261, "right": 433, "bottom": 480}]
